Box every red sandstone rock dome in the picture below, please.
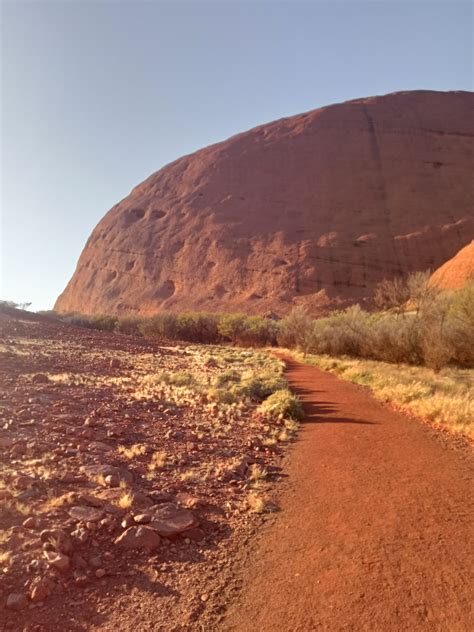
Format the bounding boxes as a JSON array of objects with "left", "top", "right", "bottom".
[
  {"left": 430, "top": 241, "right": 474, "bottom": 289},
  {"left": 55, "top": 90, "right": 474, "bottom": 315}
]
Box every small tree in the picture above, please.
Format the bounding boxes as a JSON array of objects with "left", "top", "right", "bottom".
[
  {"left": 218, "top": 314, "right": 248, "bottom": 345},
  {"left": 277, "top": 306, "right": 313, "bottom": 353},
  {"left": 374, "top": 277, "right": 410, "bottom": 313}
]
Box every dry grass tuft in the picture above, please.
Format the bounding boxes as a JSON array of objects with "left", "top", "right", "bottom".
[
  {"left": 0, "top": 549, "right": 12, "bottom": 567},
  {"left": 148, "top": 451, "right": 167, "bottom": 472},
  {"left": 248, "top": 463, "right": 268, "bottom": 484},
  {"left": 117, "top": 491, "right": 134, "bottom": 509},
  {"left": 118, "top": 443, "right": 148, "bottom": 459},
  {"left": 246, "top": 492, "right": 266, "bottom": 513}
]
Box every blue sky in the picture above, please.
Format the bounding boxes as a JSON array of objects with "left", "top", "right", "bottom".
[{"left": 1, "top": 0, "right": 472, "bottom": 310}]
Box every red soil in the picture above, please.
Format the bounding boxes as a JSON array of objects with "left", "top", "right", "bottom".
[{"left": 223, "top": 357, "right": 473, "bottom": 632}]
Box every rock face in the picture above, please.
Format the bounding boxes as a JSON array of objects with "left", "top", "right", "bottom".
[
  {"left": 430, "top": 241, "right": 474, "bottom": 289},
  {"left": 55, "top": 90, "right": 474, "bottom": 316}
]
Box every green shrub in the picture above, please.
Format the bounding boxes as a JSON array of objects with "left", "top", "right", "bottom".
[
  {"left": 277, "top": 306, "right": 314, "bottom": 352},
  {"left": 238, "top": 372, "right": 287, "bottom": 401},
  {"left": 206, "top": 387, "right": 239, "bottom": 405},
  {"left": 115, "top": 315, "right": 145, "bottom": 336},
  {"left": 445, "top": 281, "right": 474, "bottom": 367},
  {"left": 51, "top": 312, "right": 116, "bottom": 331},
  {"left": 213, "top": 369, "right": 241, "bottom": 387},
  {"left": 139, "top": 312, "right": 180, "bottom": 340},
  {"left": 89, "top": 314, "right": 118, "bottom": 331},
  {"left": 140, "top": 312, "right": 222, "bottom": 343},
  {"left": 218, "top": 314, "right": 277, "bottom": 347},
  {"left": 155, "top": 371, "right": 195, "bottom": 387},
  {"left": 258, "top": 389, "right": 304, "bottom": 420}
]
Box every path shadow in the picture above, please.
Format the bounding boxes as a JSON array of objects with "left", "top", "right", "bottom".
[{"left": 288, "top": 385, "right": 377, "bottom": 426}]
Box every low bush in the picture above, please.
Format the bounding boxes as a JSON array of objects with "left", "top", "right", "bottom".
[
  {"left": 45, "top": 273, "right": 473, "bottom": 371},
  {"left": 218, "top": 314, "right": 278, "bottom": 347},
  {"left": 277, "top": 306, "right": 314, "bottom": 353},
  {"left": 282, "top": 277, "right": 474, "bottom": 370},
  {"left": 115, "top": 315, "right": 145, "bottom": 336},
  {"left": 237, "top": 371, "right": 287, "bottom": 401},
  {"left": 155, "top": 371, "right": 195, "bottom": 387},
  {"left": 258, "top": 389, "right": 304, "bottom": 420},
  {"left": 206, "top": 387, "right": 239, "bottom": 405},
  {"left": 213, "top": 369, "right": 241, "bottom": 387},
  {"left": 50, "top": 312, "right": 118, "bottom": 331},
  {"left": 139, "top": 312, "right": 180, "bottom": 341},
  {"left": 139, "top": 312, "right": 222, "bottom": 344}
]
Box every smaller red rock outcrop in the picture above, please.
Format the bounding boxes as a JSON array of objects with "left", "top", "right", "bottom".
[{"left": 430, "top": 241, "right": 474, "bottom": 289}]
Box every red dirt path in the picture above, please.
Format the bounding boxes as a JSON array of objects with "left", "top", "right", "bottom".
[{"left": 223, "top": 357, "right": 473, "bottom": 632}]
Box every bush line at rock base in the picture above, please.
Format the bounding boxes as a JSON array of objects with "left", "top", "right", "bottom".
[{"left": 28, "top": 274, "right": 474, "bottom": 370}]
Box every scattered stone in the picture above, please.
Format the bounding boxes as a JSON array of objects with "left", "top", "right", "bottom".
[
  {"left": 23, "top": 517, "right": 37, "bottom": 529},
  {"left": 114, "top": 526, "right": 161, "bottom": 550},
  {"left": 82, "top": 464, "right": 133, "bottom": 485},
  {"left": 29, "top": 576, "right": 55, "bottom": 602},
  {"left": 32, "top": 374, "right": 49, "bottom": 384},
  {"left": 0, "top": 437, "right": 14, "bottom": 449},
  {"left": 88, "top": 441, "right": 113, "bottom": 452},
  {"left": 121, "top": 515, "right": 135, "bottom": 529},
  {"left": 104, "top": 474, "right": 120, "bottom": 487},
  {"left": 44, "top": 551, "right": 71, "bottom": 572},
  {"left": 88, "top": 555, "right": 102, "bottom": 569},
  {"left": 99, "top": 516, "right": 117, "bottom": 530},
  {"left": 95, "top": 568, "right": 106, "bottom": 578},
  {"left": 74, "top": 573, "right": 88, "bottom": 586},
  {"left": 133, "top": 513, "right": 152, "bottom": 524},
  {"left": 110, "top": 358, "right": 121, "bottom": 369},
  {"left": 148, "top": 503, "right": 199, "bottom": 537},
  {"left": 6, "top": 592, "right": 28, "bottom": 610},
  {"left": 176, "top": 492, "right": 202, "bottom": 509},
  {"left": 40, "top": 529, "right": 73, "bottom": 554},
  {"left": 69, "top": 506, "right": 104, "bottom": 522},
  {"left": 71, "top": 528, "right": 88, "bottom": 544},
  {"left": 72, "top": 553, "right": 88, "bottom": 569}
]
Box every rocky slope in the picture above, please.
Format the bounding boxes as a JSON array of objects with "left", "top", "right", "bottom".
[
  {"left": 430, "top": 240, "right": 474, "bottom": 289},
  {"left": 56, "top": 90, "right": 474, "bottom": 316},
  {"left": 0, "top": 309, "right": 290, "bottom": 630}
]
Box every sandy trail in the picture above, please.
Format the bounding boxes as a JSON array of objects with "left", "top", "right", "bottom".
[{"left": 223, "top": 357, "right": 473, "bottom": 632}]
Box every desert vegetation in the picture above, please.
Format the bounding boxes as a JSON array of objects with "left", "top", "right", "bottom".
[
  {"left": 41, "top": 274, "right": 474, "bottom": 372},
  {"left": 278, "top": 275, "right": 474, "bottom": 371},
  {"left": 9, "top": 273, "right": 472, "bottom": 444},
  {"left": 278, "top": 275, "right": 474, "bottom": 437},
  {"left": 42, "top": 310, "right": 278, "bottom": 347}
]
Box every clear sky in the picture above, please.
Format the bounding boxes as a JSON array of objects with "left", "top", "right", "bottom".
[{"left": 1, "top": 0, "right": 472, "bottom": 311}]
